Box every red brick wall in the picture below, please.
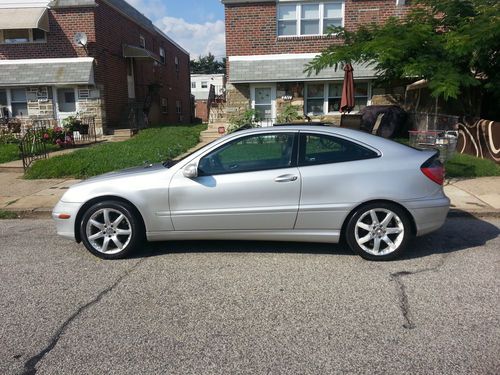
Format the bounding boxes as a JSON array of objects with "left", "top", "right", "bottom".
[
  {"left": 0, "top": 7, "right": 95, "bottom": 59},
  {"left": 225, "top": 0, "right": 409, "bottom": 57},
  {"left": 93, "top": 0, "right": 191, "bottom": 127},
  {"left": 0, "top": 2, "right": 191, "bottom": 128},
  {"left": 195, "top": 100, "right": 209, "bottom": 122}
]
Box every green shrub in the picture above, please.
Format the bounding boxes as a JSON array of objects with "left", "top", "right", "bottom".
[{"left": 227, "top": 108, "right": 260, "bottom": 133}]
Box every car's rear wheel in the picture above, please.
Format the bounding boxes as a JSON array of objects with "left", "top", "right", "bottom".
[
  {"left": 346, "top": 202, "right": 412, "bottom": 261},
  {"left": 80, "top": 201, "right": 143, "bottom": 259}
]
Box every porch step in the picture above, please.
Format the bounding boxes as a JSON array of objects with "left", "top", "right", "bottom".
[{"left": 200, "top": 122, "right": 227, "bottom": 143}]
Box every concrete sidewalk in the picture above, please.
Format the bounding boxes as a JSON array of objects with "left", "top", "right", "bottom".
[{"left": 0, "top": 170, "right": 498, "bottom": 218}]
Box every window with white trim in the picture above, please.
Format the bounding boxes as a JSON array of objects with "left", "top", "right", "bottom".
[
  {"left": 11, "top": 88, "right": 28, "bottom": 117},
  {"left": 176, "top": 100, "right": 181, "bottom": 114},
  {"left": 277, "top": 2, "right": 344, "bottom": 37},
  {"left": 191, "top": 82, "right": 196, "bottom": 89},
  {"left": 139, "top": 34, "right": 146, "bottom": 48},
  {"left": 0, "top": 28, "right": 46, "bottom": 44},
  {"left": 201, "top": 81, "right": 208, "bottom": 89},
  {"left": 306, "top": 81, "right": 371, "bottom": 115}
]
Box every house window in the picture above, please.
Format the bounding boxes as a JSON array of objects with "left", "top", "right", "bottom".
[
  {"left": 191, "top": 82, "right": 196, "bottom": 89},
  {"left": 174, "top": 56, "right": 179, "bottom": 79},
  {"left": 306, "top": 81, "right": 370, "bottom": 115},
  {"left": 139, "top": 35, "right": 146, "bottom": 48},
  {"left": 301, "top": 4, "right": 320, "bottom": 35},
  {"left": 11, "top": 88, "right": 28, "bottom": 117},
  {"left": 278, "top": 4, "right": 297, "bottom": 36},
  {"left": 277, "top": 2, "right": 344, "bottom": 37},
  {"left": 57, "top": 88, "right": 76, "bottom": 113},
  {"left": 161, "top": 98, "right": 168, "bottom": 114},
  {"left": 159, "top": 47, "right": 165, "bottom": 64},
  {"left": 0, "top": 89, "right": 7, "bottom": 107},
  {"left": 201, "top": 81, "right": 208, "bottom": 89},
  {"left": 3, "top": 29, "right": 29, "bottom": 43},
  {"left": 176, "top": 100, "right": 181, "bottom": 114},
  {"left": 306, "top": 84, "right": 325, "bottom": 115},
  {"left": 0, "top": 29, "right": 46, "bottom": 44}
]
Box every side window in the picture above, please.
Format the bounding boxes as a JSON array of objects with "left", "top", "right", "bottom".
[
  {"left": 199, "top": 133, "right": 296, "bottom": 175},
  {"left": 299, "top": 133, "right": 378, "bottom": 166}
]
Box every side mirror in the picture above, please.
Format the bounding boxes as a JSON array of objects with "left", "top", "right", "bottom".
[{"left": 183, "top": 163, "right": 198, "bottom": 179}]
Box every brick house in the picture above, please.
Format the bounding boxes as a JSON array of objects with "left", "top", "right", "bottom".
[
  {"left": 221, "top": 0, "right": 409, "bottom": 124},
  {"left": 0, "top": 0, "right": 191, "bottom": 134}
]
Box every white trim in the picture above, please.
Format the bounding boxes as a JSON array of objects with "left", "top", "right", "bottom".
[
  {"left": 250, "top": 83, "right": 276, "bottom": 126},
  {"left": 0, "top": 57, "right": 94, "bottom": 65},
  {"left": 229, "top": 53, "right": 319, "bottom": 62}
]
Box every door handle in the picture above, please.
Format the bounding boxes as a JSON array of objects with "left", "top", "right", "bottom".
[{"left": 274, "top": 174, "right": 298, "bottom": 183}]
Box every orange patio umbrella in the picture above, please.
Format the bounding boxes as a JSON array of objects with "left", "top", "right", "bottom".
[{"left": 340, "top": 63, "right": 355, "bottom": 113}]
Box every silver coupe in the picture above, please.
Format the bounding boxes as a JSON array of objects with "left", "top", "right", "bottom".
[{"left": 53, "top": 126, "right": 449, "bottom": 260}]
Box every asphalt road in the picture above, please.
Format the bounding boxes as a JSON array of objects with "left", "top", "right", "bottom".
[{"left": 0, "top": 217, "right": 499, "bottom": 375}]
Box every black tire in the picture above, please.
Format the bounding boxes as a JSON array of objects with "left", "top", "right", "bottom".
[
  {"left": 80, "top": 200, "right": 143, "bottom": 259},
  {"left": 345, "top": 202, "right": 412, "bottom": 261}
]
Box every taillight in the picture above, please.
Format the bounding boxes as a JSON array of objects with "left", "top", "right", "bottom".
[{"left": 421, "top": 155, "right": 444, "bottom": 185}]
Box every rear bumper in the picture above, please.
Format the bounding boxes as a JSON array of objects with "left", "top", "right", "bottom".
[{"left": 406, "top": 197, "right": 450, "bottom": 236}]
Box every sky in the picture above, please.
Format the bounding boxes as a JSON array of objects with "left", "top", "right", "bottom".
[{"left": 125, "top": 0, "right": 226, "bottom": 60}]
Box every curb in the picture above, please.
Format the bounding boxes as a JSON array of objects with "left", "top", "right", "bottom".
[
  {"left": 1, "top": 208, "right": 53, "bottom": 220},
  {"left": 447, "top": 209, "right": 500, "bottom": 219}
]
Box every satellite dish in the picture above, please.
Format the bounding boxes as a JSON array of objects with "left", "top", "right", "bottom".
[{"left": 73, "top": 32, "right": 88, "bottom": 47}]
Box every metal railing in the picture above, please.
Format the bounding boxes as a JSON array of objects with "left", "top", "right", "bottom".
[
  {"left": 409, "top": 112, "right": 460, "bottom": 132},
  {"left": 19, "top": 126, "right": 48, "bottom": 171}
]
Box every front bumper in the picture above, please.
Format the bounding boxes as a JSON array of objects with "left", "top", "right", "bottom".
[{"left": 52, "top": 201, "right": 83, "bottom": 241}]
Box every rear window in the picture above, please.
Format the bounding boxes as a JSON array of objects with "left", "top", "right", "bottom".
[{"left": 299, "top": 133, "right": 379, "bottom": 166}]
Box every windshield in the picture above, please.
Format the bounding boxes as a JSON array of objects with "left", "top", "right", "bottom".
[{"left": 162, "top": 137, "right": 221, "bottom": 168}]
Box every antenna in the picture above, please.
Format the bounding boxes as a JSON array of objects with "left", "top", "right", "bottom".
[{"left": 73, "top": 32, "right": 88, "bottom": 47}]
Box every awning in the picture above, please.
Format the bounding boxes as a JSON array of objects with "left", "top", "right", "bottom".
[
  {"left": 0, "top": 7, "right": 50, "bottom": 32},
  {"left": 0, "top": 58, "right": 95, "bottom": 86},
  {"left": 123, "top": 44, "right": 161, "bottom": 63},
  {"left": 406, "top": 79, "right": 428, "bottom": 91},
  {"left": 228, "top": 57, "right": 377, "bottom": 83}
]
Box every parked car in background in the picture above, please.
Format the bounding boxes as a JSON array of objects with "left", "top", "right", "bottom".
[{"left": 53, "top": 126, "right": 449, "bottom": 261}]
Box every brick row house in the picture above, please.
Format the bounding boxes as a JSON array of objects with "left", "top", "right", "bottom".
[
  {"left": 221, "top": 0, "right": 409, "bottom": 124},
  {"left": 0, "top": 0, "right": 192, "bottom": 135}
]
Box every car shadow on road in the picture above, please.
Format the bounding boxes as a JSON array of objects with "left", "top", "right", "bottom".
[{"left": 136, "top": 213, "right": 499, "bottom": 260}]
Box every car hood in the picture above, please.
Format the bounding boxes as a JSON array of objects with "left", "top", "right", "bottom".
[{"left": 83, "top": 163, "right": 167, "bottom": 183}]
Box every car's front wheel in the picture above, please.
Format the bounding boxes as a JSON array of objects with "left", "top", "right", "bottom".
[
  {"left": 80, "top": 200, "right": 143, "bottom": 259},
  {"left": 345, "top": 202, "right": 412, "bottom": 261}
]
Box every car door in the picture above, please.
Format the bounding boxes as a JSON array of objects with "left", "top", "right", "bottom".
[
  {"left": 169, "top": 132, "right": 301, "bottom": 231},
  {"left": 295, "top": 131, "right": 380, "bottom": 230}
]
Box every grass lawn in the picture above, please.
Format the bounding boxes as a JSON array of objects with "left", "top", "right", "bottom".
[
  {"left": 0, "top": 210, "right": 18, "bottom": 219},
  {"left": 0, "top": 143, "right": 20, "bottom": 164},
  {"left": 25, "top": 124, "right": 206, "bottom": 179},
  {"left": 445, "top": 153, "right": 500, "bottom": 178}
]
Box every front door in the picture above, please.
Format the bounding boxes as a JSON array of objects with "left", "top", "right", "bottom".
[
  {"left": 251, "top": 85, "right": 276, "bottom": 127},
  {"left": 169, "top": 132, "right": 300, "bottom": 231}
]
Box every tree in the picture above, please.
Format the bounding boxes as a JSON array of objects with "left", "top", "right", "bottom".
[
  {"left": 305, "top": 0, "right": 500, "bottom": 117},
  {"left": 190, "top": 53, "right": 226, "bottom": 74}
]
